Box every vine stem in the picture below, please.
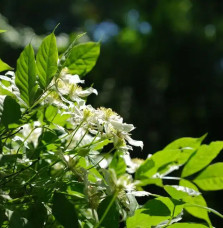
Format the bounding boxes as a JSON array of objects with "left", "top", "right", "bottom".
[{"left": 94, "top": 192, "right": 118, "bottom": 228}]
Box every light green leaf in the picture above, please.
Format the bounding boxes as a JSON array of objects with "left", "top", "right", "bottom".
[
  {"left": 15, "top": 44, "right": 38, "bottom": 107},
  {"left": 65, "top": 42, "right": 100, "bottom": 77},
  {"left": 135, "top": 149, "right": 180, "bottom": 179},
  {"left": 45, "top": 105, "right": 58, "bottom": 122},
  {"left": 90, "top": 139, "right": 111, "bottom": 151},
  {"left": 164, "top": 134, "right": 206, "bottom": 150},
  {"left": 0, "top": 95, "right": 21, "bottom": 127},
  {"left": 168, "top": 223, "right": 208, "bottom": 228},
  {"left": 36, "top": 33, "right": 58, "bottom": 89},
  {"left": 180, "top": 179, "right": 211, "bottom": 225},
  {"left": 182, "top": 141, "right": 223, "bottom": 177},
  {"left": 0, "top": 59, "right": 13, "bottom": 73},
  {"left": 109, "top": 151, "right": 126, "bottom": 177},
  {"left": 52, "top": 192, "right": 79, "bottom": 228},
  {"left": 0, "top": 30, "right": 6, "bottom": 33},
  {"left": 127, "top": 197, "right": 183, "bottom": 228},
  {"left": 193, "top": 162, "right": 223, "bottom": 190},
  {"left": 164, "top": 185, "right": 200, "bottom": 200}
]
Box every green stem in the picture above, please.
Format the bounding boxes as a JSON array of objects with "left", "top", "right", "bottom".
[
  {"left": 87, "top": 147, "right": 115, "bottom": 170},
  {"left": 184, "top": 203, "right": 223, "bottom": 219},
  {"left": 94, "top": 192, "right": 118, "bottom": 228},
  {"left": 64, "top": 120, "right": 85, "bottom": 151}
]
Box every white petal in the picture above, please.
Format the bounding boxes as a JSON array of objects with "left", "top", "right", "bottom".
[
  {"left": 63, "top": 74, "right": 85, "bottom": 84},
  {"left": 125, "top": 135, "right": 143, "bottom": 149},
  {"left": 131, "top": 191, "right": 150, "bottom": 197},
  {"left": 78, "top": 87, "right": 98, "bottom": 97},
  {"left": 110, "top": 120, "right": 134, "bottom": 132}
]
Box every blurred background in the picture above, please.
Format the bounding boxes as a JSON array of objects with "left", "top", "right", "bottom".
[{"left": 1, "top": 0, "right": 223, "bottom": 226}]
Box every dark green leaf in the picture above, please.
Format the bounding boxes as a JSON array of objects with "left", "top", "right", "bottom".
[
  {"left": 36, "top": 33, "right": 58, "bottom": 89},
  {"left": 52, "top": 192, "right": 79, "bottom": 228},
  {"left": 97, "top": 195, "right": 119, "bottom": 228},
  {"left": 25, "top": 203, "right": 47, "bottom": 228},
  {"left": 0, "top": 96, "right": 21, "bottom": 126},
  {"left": 182, "top": 141, "right": 223, "bottom": 177},
  {"left": 193, "top": 162, "right": 223, "bottom": 190},
  {"left": 65, "top": 42, "right": 100, "bottom": 77},
  {"left": 0, "top": 154, "right": 22, "bottom": 165},
  {"left": 15, "top": 44, "right": 38, "bottom": 107},
  {"left": 9, "top": 211, "right": 26, "bottom": 228},
  {"left": 0, "top": 59, "right": 13, "bottom": 73}
]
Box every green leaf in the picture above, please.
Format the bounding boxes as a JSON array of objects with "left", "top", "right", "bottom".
[
  {"left": 0, "top": 30, "right": 6, "bottom": 33},
  {"left": 0, "top": 154, "right": 22, "bottom": 165},
  {"left": 164, "top": 185, "right": 200, "bottom": 200},
  {"left": 135, "top": 149, "right": 180, "bottom": 179},
  {"left": 45, "top": 105, "right": 58, "bottom": 122},
  {"left": 0, "top": 59, "right": 13, "bottom": 73},
  {"left": 25, "top": 203, "right": 47, "bottom": 228},
  {"left": 65, "top": 42, "right": 100, "bottom": 77},
  {"left": 9, "top": 211, "right": 26, "bottom": 228},
  {"left": 193, "top": 162, "right": 223, "bottom": 190},
  {"left": 182, "top": 141, "right": 223, "bottom": 177},
  {"left": 164, "top": 135, "right": 206, "bottom": 150},
  {"left": 126, "top": 197, "right": 183, "bottom": 228},
  {"left": 15, "top": 44, "right": 38, "bottom": 107},
  {"left": 0, "top": 95, "right": 21, "bottom": 127},
  {"left": 97, "top": 195, "right": 119, "bottom": 228},
  {"left": 52, "top": 192, "right": 79, "bottom": 228},
  {"left": 168, "top": 223, "right": 209, "bottom": 228},
  {"left": 36, "top": 33, "right": 58, "bottom": 89},
  {"left": 180, "top": 179, "right": 211, "bottom": 225},
  {"left": 109, "top": 151, "right": 126, "bottom": 177}
]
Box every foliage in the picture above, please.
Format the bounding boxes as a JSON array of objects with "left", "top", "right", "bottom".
[{"left": 0, "top": 31, "right": 223, "bottom": 228}]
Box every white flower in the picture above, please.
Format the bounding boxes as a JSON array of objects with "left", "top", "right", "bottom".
[{"left": 20, "top": 121, "right": 42, "bottom": 147}]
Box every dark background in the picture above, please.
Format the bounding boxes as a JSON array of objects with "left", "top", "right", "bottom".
[{"left": 1, "top": 0, "right": 223, "bottom": 226}]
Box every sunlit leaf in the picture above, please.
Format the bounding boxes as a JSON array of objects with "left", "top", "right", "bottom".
[
  {"left": 193, "top": 162, "right": 223, "bottom": 190},
  {"left": 65, "top": 42, "right": 100, "bottom": 77},
  {"left": 164, "top": 134, "right": 206, "bottom": 150},
  {"left": 135, "top": 149, "right": 180, "bottom": 179},
  {"left": 164, "top": 185, "right": 200, "bottom": 200},
  {"left": 0, "top": 30, "right": 6, "bottom": 33},
  {"left": 109, "top": 151, "right": 126, "bottom": 177},
  {"left": 180, "top": 179, "right": 211, "bottom": 225},
  {"left": 168, "top": 223, "right": 209, "bottom": 228},
  {"left": 127, "top": 197, "right": 183, "bottom": 228},
  {"left": 0, "top": 59, "right": 13, "bottom": 73},
  {"left": 15, "top": 44, "right": 38, "bottom": 107},
  {"left": 36, "top": 33, "right": 58, "bottom": 89},
  {"left": 182, "top": 141, "right": 223, "bottom": 177}
]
